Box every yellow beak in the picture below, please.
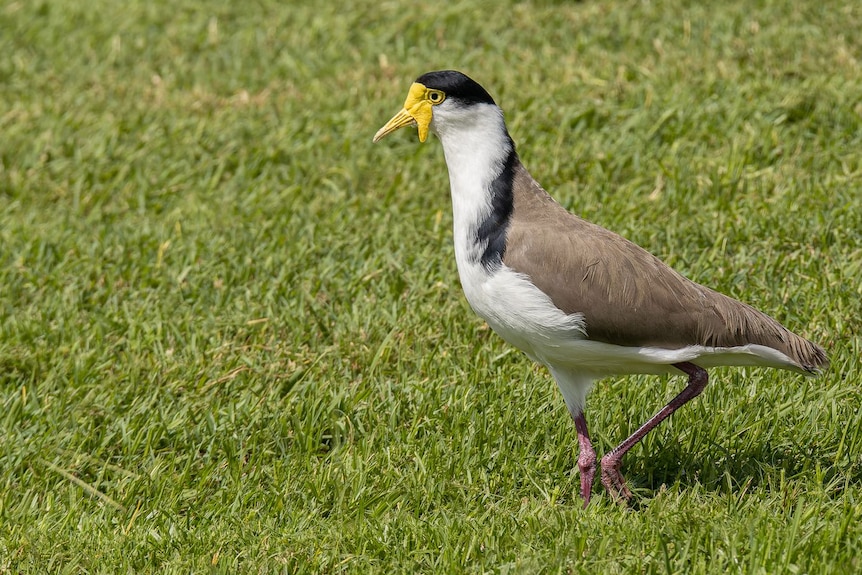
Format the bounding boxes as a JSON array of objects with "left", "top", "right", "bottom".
[{"left": 373, "top": 83, "right": 434, "bottom": 143}]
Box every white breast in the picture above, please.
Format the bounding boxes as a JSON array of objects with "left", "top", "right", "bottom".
[{"left": 455, "top": 256, "right": 587, "bottom": 362}]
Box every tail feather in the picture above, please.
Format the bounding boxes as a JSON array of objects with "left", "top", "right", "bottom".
[
  {"left": 787, "top": 334, "right": 829, "bottom": 374},
  {"left": 703, "top": 294, "right": 828, "bottom": 375}
]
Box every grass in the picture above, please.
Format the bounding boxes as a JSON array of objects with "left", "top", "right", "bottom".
[{"left": 1, "top": 0, "right": 861, "bottom": 572}]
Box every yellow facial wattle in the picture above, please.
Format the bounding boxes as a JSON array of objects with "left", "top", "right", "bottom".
[{"left": 373, "top": 82, "right": 446, "bottom": 143}]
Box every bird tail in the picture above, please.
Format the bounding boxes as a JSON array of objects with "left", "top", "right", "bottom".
[{"left": 786, "top": 334, "right": 829, "bottom": 375}]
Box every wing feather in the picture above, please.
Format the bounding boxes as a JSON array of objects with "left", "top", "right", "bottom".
[{"left": 501, "top": 163, "right": 827, "bottom": 372}]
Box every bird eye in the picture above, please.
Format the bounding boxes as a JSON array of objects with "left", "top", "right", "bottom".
[{"left": 428, "top": 90, "right": 445, "bottom": 104}]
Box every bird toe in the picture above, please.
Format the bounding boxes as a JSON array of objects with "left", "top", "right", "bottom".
[{"left": 600, "top": 452, "right": 633, "bottom": 503}]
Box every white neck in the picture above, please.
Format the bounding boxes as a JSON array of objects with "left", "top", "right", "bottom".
[{"left": 432, "top": 103, "right": 512, "bottom": 267}]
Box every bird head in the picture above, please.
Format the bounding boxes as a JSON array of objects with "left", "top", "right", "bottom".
[{"left": 373, "top": 70, "right": 497, "bottom": 143}]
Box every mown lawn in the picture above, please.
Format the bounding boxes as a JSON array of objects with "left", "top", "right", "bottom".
[{"left": 1, "top": 0, "right": 861, "bottom": 572}]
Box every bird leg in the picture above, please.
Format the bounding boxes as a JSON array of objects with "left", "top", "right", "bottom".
[
  {"left": 600, "top": 362, "right": 709, "bottom": 503},
  {"left": 573, "top": 412, "right": 596, "bottom": 508}
]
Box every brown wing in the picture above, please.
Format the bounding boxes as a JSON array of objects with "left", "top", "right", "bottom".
[{"left": 501, "top": 164, "right": 827, "bottom": 371}]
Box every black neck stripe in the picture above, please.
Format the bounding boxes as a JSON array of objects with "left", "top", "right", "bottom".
[{"left": 476, "top": 145, "right": 517, "bottom": 270}]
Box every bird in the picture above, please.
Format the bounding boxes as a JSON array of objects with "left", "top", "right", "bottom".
[{"left": 373, "top": 70, "right": 828, "bottom": 506}]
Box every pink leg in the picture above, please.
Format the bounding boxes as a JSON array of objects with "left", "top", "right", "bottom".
[
  {"left": 600, "top": 362, "right": 709, "bottom": 502},
  {"left": 573, "top": 412, "right": 596, "bottom": 508}
]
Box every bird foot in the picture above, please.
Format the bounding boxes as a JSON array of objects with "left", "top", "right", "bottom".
[
  {"left": 578, "top": 449, "right": 597, "bottom": 508},
  {"left": 600, "top": 452, "right": 633, "bottom": 503}
]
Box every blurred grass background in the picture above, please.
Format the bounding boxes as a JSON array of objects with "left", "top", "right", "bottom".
[{"left": 1, "top": 0, "right": 861, "bottom": 572}]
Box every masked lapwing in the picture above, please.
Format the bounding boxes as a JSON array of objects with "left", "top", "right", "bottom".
[{"left": 373, "top": 70, "right": 828, "bottom": 506}]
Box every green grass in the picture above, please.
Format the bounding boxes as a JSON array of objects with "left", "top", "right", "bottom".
[{"left": 1, "top": 0, "right": 861, "bottom": 572}]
